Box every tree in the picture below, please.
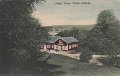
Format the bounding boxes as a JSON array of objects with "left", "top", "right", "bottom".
[
  {"left": 86, "top": 10, "right": 120, "bottom": 56},
  {"left": 57, "top": 27, "right": 89, "bottom": 52},
  {"left": 0, "top": 0, "right": 49, "bottom": 72},
  {"left": 57, "top": 27, "right": 88, "bottom": 47},
  {"left": 57, "top": 29, "right": 71, "bottom": 37},
  {"left": 79, "top": 47, "right": 92, "bottom": 62}
]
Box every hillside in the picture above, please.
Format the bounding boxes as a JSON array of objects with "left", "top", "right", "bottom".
[
  {"left": 47, "top": 54, "right": 120, "bottom": 76},
  {"left": 44, "top": 25, "right": 95, "bottom": 32}
]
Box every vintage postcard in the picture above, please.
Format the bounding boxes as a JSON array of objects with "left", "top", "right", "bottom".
[{"left": 0, "top": 0, "right": 120, "bottom": 76}]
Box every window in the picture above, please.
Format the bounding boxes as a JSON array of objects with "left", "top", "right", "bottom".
[
  {"left": 47, "top": 45, "right": 50, "bottom": 48},
  {"left": 50, "top": 45, "right": 54, "bottom": 48},
  {"left": 59, "top": 40, "right": 63, "bottom": 44},
  {"left": 69, "top": 45, "right": 71, "bottom": 49},
  {"left": 72, "top": 44, "right": 74, "bottom": 48},
  {"left": 56, "top": 46, "right": 58, "bottom": 48},
  {"left": 64, "top": 46, "right": 66, "bottom": 49}
]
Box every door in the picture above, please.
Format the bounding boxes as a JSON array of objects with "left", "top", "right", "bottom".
[{"left": 56, "top": 45, "right": 62, "bottom": 51}]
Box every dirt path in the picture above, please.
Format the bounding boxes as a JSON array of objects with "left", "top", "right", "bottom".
[
  {"left": 42, "top": 50, "right": 113, "bottom": 60},
  {"left": 43, "top": 50, "right": 80, "bottom": 60}
]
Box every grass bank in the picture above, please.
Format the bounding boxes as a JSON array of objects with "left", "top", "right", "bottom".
[{"left": 48, "top": 54, "right": 120, "bottom": 76}]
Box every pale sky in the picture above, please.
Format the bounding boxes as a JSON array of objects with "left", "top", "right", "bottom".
[{"left": 32, "top": 0, "right": 120, "bottom": 26}]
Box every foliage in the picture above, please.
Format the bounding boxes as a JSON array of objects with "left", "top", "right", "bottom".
[
  {"left": 0, "top": 0, "right": 49, "bottom": 72},
  {"left": 98, "top": 56, "right": 120, "bottom": 68},
  {"left": 73, "top": 47, "right": 83, "bottom": 52},
  {"left": 79, "top": 47, "right": 92, "bottom": 62},
  {"left": 48, "top": 54, "right": 120, "bottom": 76},
  {"left": 57, "top": 27, "right": 88, "bottom": 47},
  {"left": 57, "top": 27, "right": 87, "bottom": 38},
  {"left": 85, "top": 10, "right": 120, "bottom": 56}
]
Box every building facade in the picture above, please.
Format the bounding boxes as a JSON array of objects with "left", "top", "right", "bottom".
[{"left": 40, "top": 37, "right": 79, "bottom": 51}]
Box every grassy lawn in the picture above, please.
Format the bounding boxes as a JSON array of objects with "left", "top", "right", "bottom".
[
  {"left": 1, "top": 54, "right": 120, "bottom": 76},
  {"left": 48, "top": 54, "right": 120, "bottom": 76}
]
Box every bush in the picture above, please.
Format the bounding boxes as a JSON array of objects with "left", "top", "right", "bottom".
[
  {"left": 89, "top": 59, "right": 103, "bottom": 66},
  {"left": 74, "top": 47, "right": 83, "bottom": 52},
  {"left": 98, "top": 56, "right": 120, "bottom": 68},
  {"left": 79, "top": 47, "right": 92, "bottom": 62}
]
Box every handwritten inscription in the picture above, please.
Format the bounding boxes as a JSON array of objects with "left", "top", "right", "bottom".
[{"left": 54, "top": 1, "right": 91, "bottom": 5}]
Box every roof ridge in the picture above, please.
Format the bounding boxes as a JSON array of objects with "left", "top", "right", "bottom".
[{"left": 47, "top": 36, "right": 78, "bottom": 43}]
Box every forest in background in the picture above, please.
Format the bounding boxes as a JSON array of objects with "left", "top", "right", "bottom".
[{"left": 57, "top": 10, "right": 120, "bottom": 68}]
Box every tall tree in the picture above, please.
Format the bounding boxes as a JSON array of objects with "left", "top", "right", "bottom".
[
  {"left": 86, "top": 10, "right": 120, "bottom": 55},
  {"left": 0, "top": 0, "right": 49, "bottom": 71}
]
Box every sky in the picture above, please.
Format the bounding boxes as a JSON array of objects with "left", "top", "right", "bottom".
[{"left": 32, "top": 0, "right": 120, "bottom": 26}]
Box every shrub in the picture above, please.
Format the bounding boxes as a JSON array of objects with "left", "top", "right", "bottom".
[
  {"left": 79, "top": 47, "right": 92, "bottom": 62},
  {"left": 74, "top": 47, "right": 83, "bottom": 52},
  {"left": 89, "top": 59, "right": 103, "bottom": 66},
  {"left": 98, "top": 56, "right": 120, "bottom": 68}
]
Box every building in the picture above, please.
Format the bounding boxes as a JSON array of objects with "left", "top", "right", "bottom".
[
  {"left": 48, "top": 26, "right": 61, "bottom": 36},
  {"left": 40, "top": 36, "right": 79, "bottom": 51}
]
